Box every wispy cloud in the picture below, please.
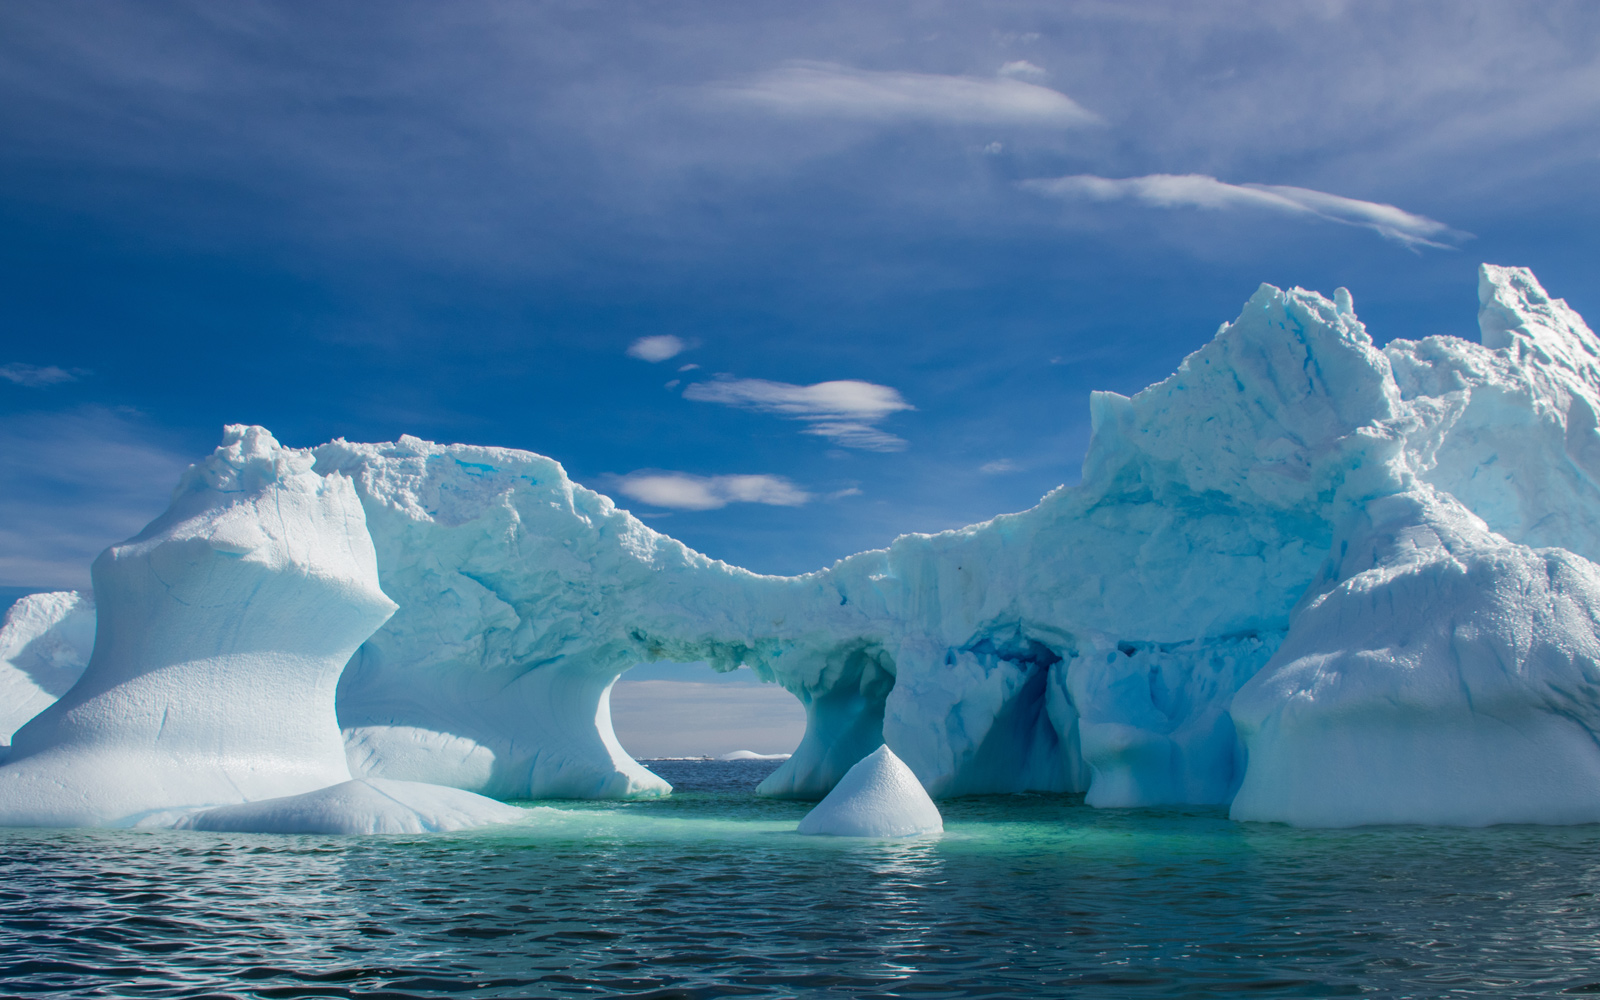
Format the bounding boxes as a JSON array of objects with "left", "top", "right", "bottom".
[
  {"left": 710, "top": 61, "right": 1099, "bottom": 127},
  {"left": 684, "top": 376, "right": 913, "bottom": 451},
  {"left": 0, "top": 363, "right": 81, "bottom": 388},
  {"left": 0, "top": 407, "right": 193, "bottom": 589},
  {"left": 980, "top": 459, "right": 1020, "bottom": 474},
  {"left": 613, "top": 471, "right": 812, "bottom": 511},
  {"left": 997, "top": 60, "right": 1047, "bottom": 81},
  {"left": 1021, "top": 173, "right": 1468, "bottom": 248},
  {"left": 627, "top": 335, "right": 688, "bottom": 362}
]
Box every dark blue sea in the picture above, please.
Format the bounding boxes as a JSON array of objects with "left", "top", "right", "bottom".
[{"left": 4, "top": 758, "right": 1600, "bottom": 999}]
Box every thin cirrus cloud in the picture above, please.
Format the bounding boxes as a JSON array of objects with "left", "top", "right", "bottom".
[
  {"left": 709, "top": 61, "right": 1099, "bottom": 127},
  {"left": 613, "top": 471, "right": 812, "bottom": 511},
  {"left": 683, "top": 377, "right": 914, "bottom": 452},
  {"left": 626, "top": 335, "right": 688, "bottom": 362},
  {"left": 1020, "top": 174, "right": 1468, "bottom": 249},
  {"left": 1, "top": 363, "right": 81, "bottom": 388},
  {"left": 997, "top": 60, "right": 1048, "bottom": 81}
]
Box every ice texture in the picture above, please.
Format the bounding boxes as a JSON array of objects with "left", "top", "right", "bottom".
[
  {"left": 1231, "top": 487, "right": 1600, "bottom": 826},
  {"left": 0, "top": 591, "right": 95, "bottom": 750},
  {"left": 311, "top": 436, "right": 819, "bottom": 800},
  {"left": 7, "top": 265, "right": 1600, "bottom": 829},
  {"left": 796, "top": 745, "right": 942, "bottom": 837},
  {"left": 0, "top": 427, "right": 402, "bottom": 828}
]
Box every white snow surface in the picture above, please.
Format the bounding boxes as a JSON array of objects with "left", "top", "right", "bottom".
[
  {"left": 796, "top": 745, "right": 942, "bottom": 837},
  {"left": 0, "top": 591, "right": 94, "bottom": 749},
  {"left": 8, "top": 265, "right": 1600, "bottom": 828},
  {"left": 0, "top": 427, "right": 400, "bottom": 829}
]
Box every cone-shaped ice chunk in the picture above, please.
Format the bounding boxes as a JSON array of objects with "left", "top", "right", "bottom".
[
  {"left": 179, "top": 778, "right": 523, "bottom": 835},
  {"left": 796, "top": 745, "right": 942, "bottom": 837}
]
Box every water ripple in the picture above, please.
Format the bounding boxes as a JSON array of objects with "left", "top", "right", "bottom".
[{"left": 3, "top": 760, "right": 1600, "bottom": 998}]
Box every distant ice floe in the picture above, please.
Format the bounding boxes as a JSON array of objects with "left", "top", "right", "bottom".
[{"left": 7, "top": 264, "right": 1600, "bottom": 830}]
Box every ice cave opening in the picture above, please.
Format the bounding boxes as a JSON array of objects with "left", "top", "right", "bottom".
[{"left": 607, "top": 660, "right": 806, "bottom": 761}]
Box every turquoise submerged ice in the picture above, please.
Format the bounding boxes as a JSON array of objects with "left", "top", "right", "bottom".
[{"left": 5, "top": 264, "right": 1600, "bottom": 831}]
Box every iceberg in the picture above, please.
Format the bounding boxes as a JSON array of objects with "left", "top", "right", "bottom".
[
  {"left": 6, "top": 264, "right": 1600, "bottom": 830},
  {"left": 0, "top": 426, "right": 510, "bottom": 832},
  {"left": 796, "top": 745, "right": 942, "bottom": 837}
]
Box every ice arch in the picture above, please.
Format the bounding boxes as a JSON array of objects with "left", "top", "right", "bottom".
[{"left": 10, "top": 265, "right": 1600, "bottom": 828}]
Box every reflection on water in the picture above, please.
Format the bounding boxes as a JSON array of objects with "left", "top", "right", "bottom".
[{"left": 3, "top": 759, "right": 1600, "bottom": 998}]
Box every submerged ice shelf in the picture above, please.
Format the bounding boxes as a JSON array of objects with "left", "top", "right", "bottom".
[{"left": 6, "top": 264, "right": 1600, "bottom": 831}]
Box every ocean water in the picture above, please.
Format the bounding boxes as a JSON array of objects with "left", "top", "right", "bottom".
[{"left": 3, "top": 759, "right": 1600, "bottom": 999}]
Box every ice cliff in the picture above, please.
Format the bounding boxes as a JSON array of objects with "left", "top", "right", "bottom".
[{"left": 6, "top": 264, "right": 1600, "bottom": 830}]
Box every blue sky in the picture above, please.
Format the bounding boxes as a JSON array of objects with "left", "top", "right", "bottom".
[{"left": 3, "top": 0, "right": 1599, "bottom": 600}]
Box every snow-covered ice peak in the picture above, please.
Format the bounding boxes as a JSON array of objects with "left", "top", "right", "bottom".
[
  {"left": 796, "top": 745, "right": 942, "bottom": 837},
  {"left": 1478, "top": 264, "right": 1600, "bottom": 391},
  {"left": 178, "top": 423, "right": 311, "bottom": 496},
  {"left": 1386, "top": 267, "right": 1600, "bottom": 563}
]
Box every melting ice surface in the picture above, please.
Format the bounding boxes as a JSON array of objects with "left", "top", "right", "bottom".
[{"left": 7, "top": 264, "right": 1600, "bottom": 831}]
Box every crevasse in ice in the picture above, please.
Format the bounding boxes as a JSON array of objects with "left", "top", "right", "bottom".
[{"left": 7, "top": 264, "right": 1600, "bottom": 830}]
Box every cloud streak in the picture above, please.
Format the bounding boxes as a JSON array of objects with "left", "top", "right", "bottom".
[
  {"left": 684, "top": 376, "right": 913, "bottom": 451},
  {"left": 613, "top": 471, "right": 812, "bottom": 511},
  {"left": 1, "top": 363, "right": 80, "bottom": 388},
  {"left": 0, "top": 406, "right": 192, "bottom": 589},
  {"left": 1021, "top": 173, "right": 1468, "bottom": 248},
  {"left": 627, "top": 335, "right": 688, "bottom": 362},
  {"left": 711, "top": 61, "right": 1099, "bottom": 127}
]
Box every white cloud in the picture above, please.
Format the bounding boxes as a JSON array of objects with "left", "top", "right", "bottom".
[
  {"left": 997, "top": 60, "right": 1047, "bottom": 81},
  {"left": 711, "top": 61, "right": 1099, "bottom": 127},
  {"left": 627, "top": 335, "right": 688, "bottom": 362},
  {"left": 683, "top": 376, "right": 913, "bottom": 451},
  {"left": 677, "top": 363, "right": 700, "bottom": 372},
  {"left": 1021, "top": 173, "right": 1468, "bottom": 249},
  {"left": 613, "top": 471, "right": 812, "bottom": 511},
  {"left": 980, "top": 459, "right": 1021, "bottom": 474},
  {"left": 1, "top": 364, "right": 80, "bottom": 388}
]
